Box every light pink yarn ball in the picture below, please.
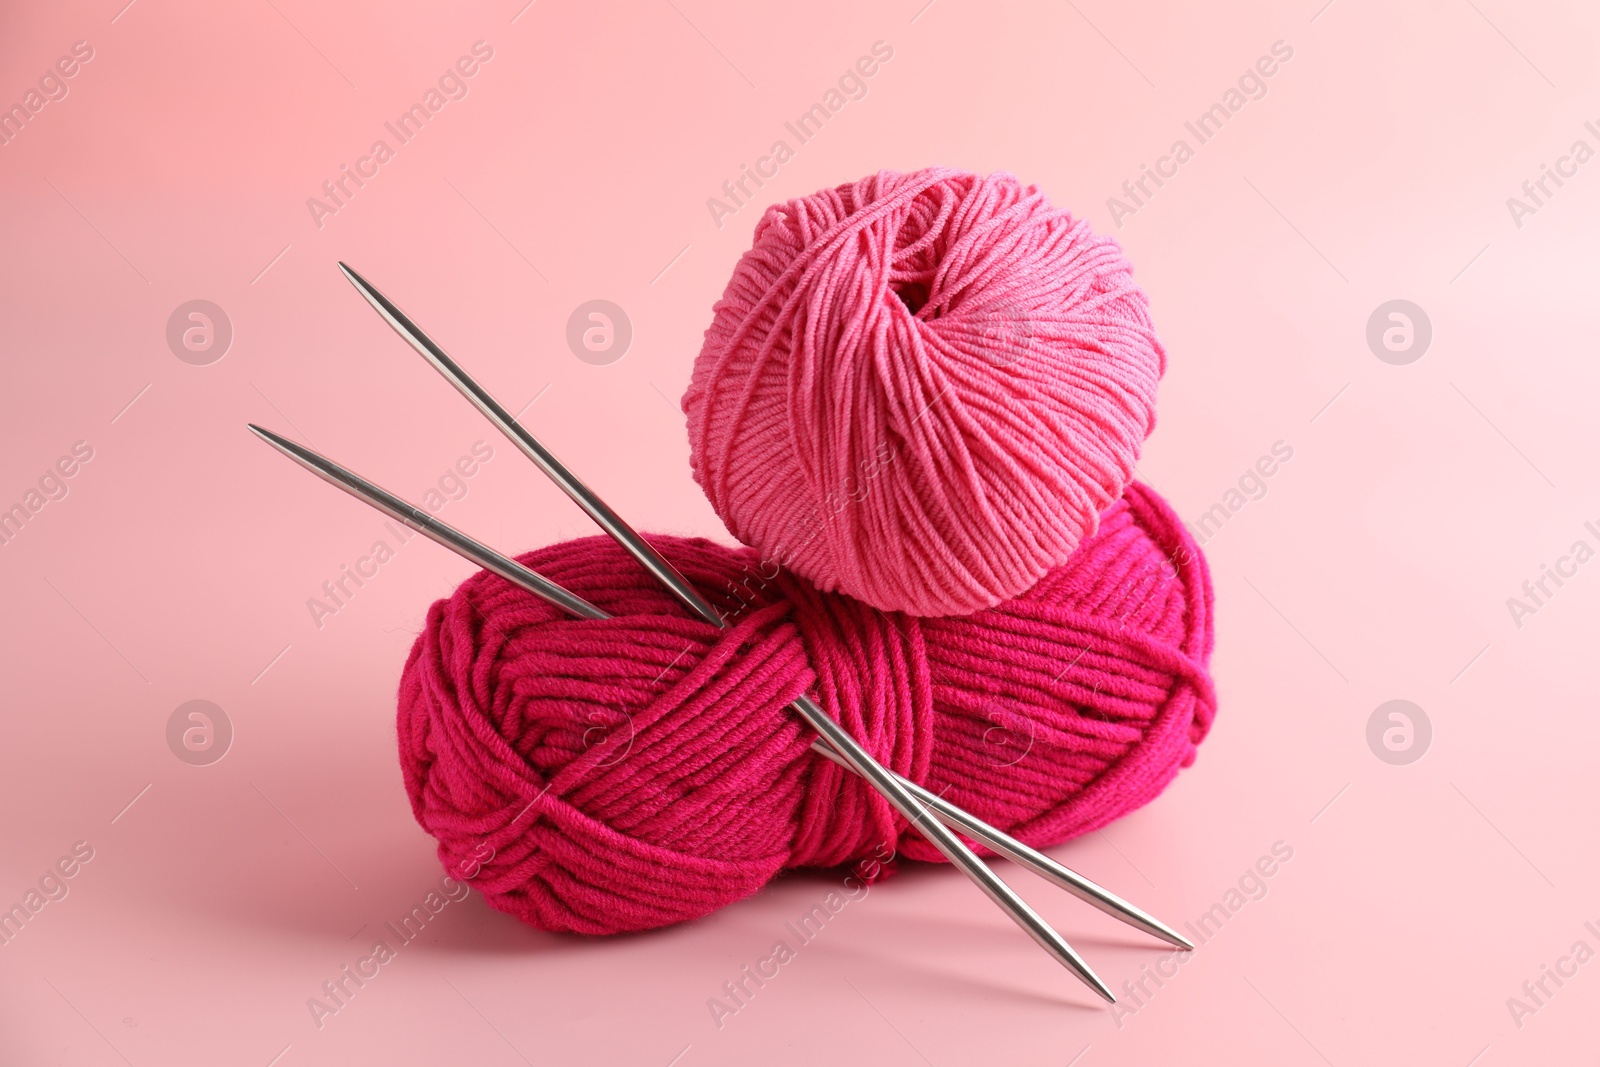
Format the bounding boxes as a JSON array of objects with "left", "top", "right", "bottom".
[{"left": 684, "top": 168, "right": 1166, "bottom": 617}]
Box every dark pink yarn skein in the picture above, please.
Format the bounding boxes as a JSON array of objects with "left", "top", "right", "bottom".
[
  {"left": 396, "top": 483, "right": 1214, "bottom": 936},
  {"left": 684, "top": 167, "right": 1166, "bottom": 617}
]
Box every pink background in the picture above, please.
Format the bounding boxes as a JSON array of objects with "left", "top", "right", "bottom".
[{"left": 3, "top": 0, "right": 1597, "bottom": 1063}]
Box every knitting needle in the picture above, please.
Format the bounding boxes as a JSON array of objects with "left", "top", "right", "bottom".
[
  {"left": 249, "top": 421, "right": 1113, "bottom": 1001},
  {"left": 335, "top": 264, "right": 723, "bottom": 628},
  {"left": 802, "top": 743, "right": 1191, "bottom": 950},
  {"left": 334, "top": 265, "right": 1177, "bottom": 979},
  {"left": 248, "top": 421, "right": 1187, "bottom": 950},
  {"left": 247, "top": 425, "right": 604, "bottom": 621}
]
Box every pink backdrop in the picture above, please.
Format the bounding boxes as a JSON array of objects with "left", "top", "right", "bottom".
[{"left": 3, "top": 0, "right": 1597, "bottom": 1063}]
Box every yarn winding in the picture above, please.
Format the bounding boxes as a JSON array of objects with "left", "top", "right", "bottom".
[
  {"left": 684, "top": 167, "right": 1166, "bottom": 617},
  {"left": 397, "top": 483, "right": 1213, "bottom": 935}
]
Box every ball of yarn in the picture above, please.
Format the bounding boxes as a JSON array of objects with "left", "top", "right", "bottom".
[
  {"left": 397, "top": 483, "right": 1213, "bottom": 935},
  {"left": 683, "top": 167, "right": 1166, "bottom": 617}
]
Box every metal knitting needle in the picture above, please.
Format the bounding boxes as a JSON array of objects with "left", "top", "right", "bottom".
[
  {"left": 336, "top": 267, "right": 1154, "bottom": 992},
  {"left": 336, "top": 263, "right": 723, "bottom": 628},
  {"left": 802, "top": 744, "right": 1190, "bottom": 950},
  {"left": 250, "top": 423, "right": 1187, "bottom": 952}
]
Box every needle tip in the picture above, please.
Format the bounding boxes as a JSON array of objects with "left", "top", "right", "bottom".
[
  {"left": 247, "top": 424, "right": 295, "bottom": 455},
  {"left": 1061, "top": 954, "right": 1117, "bottom": 1004}
]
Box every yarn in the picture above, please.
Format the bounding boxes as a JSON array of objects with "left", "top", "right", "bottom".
[
  {"left": 397, "top": 483, "right": 1213, "bottom": 936},
  {"left": 683, "top": 167, "right": 1166, "bottom": 617}
]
